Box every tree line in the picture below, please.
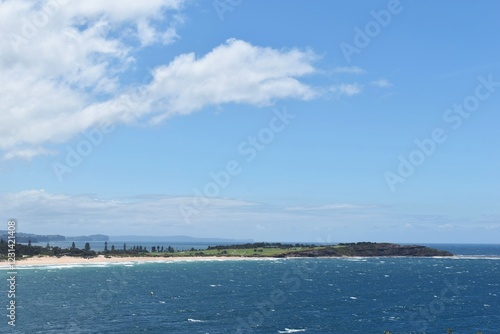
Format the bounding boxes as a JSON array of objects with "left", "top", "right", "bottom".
[
  {"left": 207, "top": 242, "right": 317, "bottom": 251},
  {"left": 0, "top": 239, "right": 180, "bottom": 258}
]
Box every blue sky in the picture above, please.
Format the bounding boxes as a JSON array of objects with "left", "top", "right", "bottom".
[{"left": 1, "top": 0, "right": 499, "bottom": 243}]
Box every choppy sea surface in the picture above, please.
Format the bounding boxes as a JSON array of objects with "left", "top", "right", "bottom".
[{"left": 2, "top": 244, "right": 499, "bottom": 333}]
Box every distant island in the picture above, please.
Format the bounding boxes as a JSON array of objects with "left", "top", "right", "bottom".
[
  {"left": 0, "top": 230, "right": 108, "bottom": 243},
  {"left": 0, "top": 230, "right": 66, "bottom": 243},
  {"left": 0, "top": 240, "right": 453, "bottom": 261},
  {"left": 0, "top": 231, "right": 253, "bottom": 244}
]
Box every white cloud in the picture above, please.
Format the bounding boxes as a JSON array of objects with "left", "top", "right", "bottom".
[
  {"left": 0, "top": 0, "right": 186, "bottom": 159},
  {"left": 3, "top": 148, "right": 57, "bottom": 161},
  {"left": 330, "top": 83, "right": 362, "bottom": 97},
  {"left": 0, "top": 0, "right": 319, "bottom": 160},
  {"left": 146, "top": 39, "right": 318, "bottom": 123},
  {"left": 1, "top": 190, "right": 255, "bottom": 232},
  {"left": 438, "top": 223, "right": 455, "bottom": 230},
  {"left": 333, "top": 66, "right": 365, "bottom": 74},
  {"left": 285, "top": 203, "right": 374, "bottom": 211},
  {"left": 0, "top": 190, "right": 381, "bottom": 238},
  {"left": 370, "top": 79, "right": 392, "bottom": 88},
  {"left": 2, "top": 190, "right": 498, "bottom": 242},
  {"left": 1, "top": 190, "right": 320, "bottom": 239}
]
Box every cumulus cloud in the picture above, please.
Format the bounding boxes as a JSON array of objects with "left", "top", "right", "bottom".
[
  {"left": 1, "top": 190, "right": 255, "bottom": 232},
  {"left": 146, "top": 39, "right": 318, "bottom": 123},
  {"left": 329, "top": 83, "right": 362, "bottom": 97},
  {"left": 332, "top": 66, "right": 365, "bottom": 74},
  {"left": 285, "top": 203, "right": 375, "bottom": 211},
  {"left": 3, "top": 148, "right": 57, "bottom": 161},
  {"left": 0, "top": 0, "right": 185, "bottom": 158},
  {"left": 0, "top": 190, "right": 327, "bottom": 239},
  {"left": 0, "top": 190, "right": 382, "bottom": 238},
  {"left": 3, "top": 190, "right": 498, "bottom": 241},
  {"left": 0, "top": 0, "right": 320, "bottom": 160},
  {"left": 370, "top": 79, "right": 392, "bottom": 88}
]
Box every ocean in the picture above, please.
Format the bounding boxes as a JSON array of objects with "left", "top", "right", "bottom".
[{"left": 2, "top": 244, "right": 499, "bottom": 333}]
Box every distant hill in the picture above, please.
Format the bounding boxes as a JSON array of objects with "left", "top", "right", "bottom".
[
  {"left": 109, "top": 235, "right": 254, "bottom": 243},
  {"left": 0, "top": 231, "right": 109, "bottom": 243},
  {"left": 0, "top": 230, "right": 251, "bottom": 244},
  {"left": 66, "top": 234, "right": 109, "bottom": 241},
  {"left": 0, "top": 230, "right": 65, "bottom": 243}
]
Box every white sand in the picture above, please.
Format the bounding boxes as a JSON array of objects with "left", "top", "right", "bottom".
[{"left": 1, "top": 255, "right": 260, "bottom": 268}]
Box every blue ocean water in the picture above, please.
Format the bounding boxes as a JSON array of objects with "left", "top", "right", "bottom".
[{"left": 2, "top": 245, "right": 499, "bottom": 333}]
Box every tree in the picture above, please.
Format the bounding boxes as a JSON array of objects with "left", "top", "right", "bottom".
[
  {"left": 52, "top": 246, "right": 62, "bottom": 256},
  {"left": 71, "top": 242, "right": 76, "bottom": 250},
  {"left": 152, "top": 246, "right": 156, "bottom": 252},
  {"left": 27, "top": 239, "right": 34, "bottom": 256},
  {"left": 104, "top": 241, "right": 108, "bottom": 252},
  {"left": 123, "top": 243, "right": 127, "bottom": 251},
  {"left": 111, "top": 245, "right": 115, "bottom": 252},
  {"left": 84, "top": 242, "right": 91, "bottom": 251}
]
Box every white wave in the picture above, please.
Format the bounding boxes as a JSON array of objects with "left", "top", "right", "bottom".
[
  {"left": 344, "top": 257, "right": 368, "bottom": 261},
  {"left": 10, "top": 263, "right": 113, "bottom": 270},
  {"left": 451, "top": 255, "right": 500, "bottom": 260},
  {"left": 1, "top": 261, "right": 150, "bottom": 270},
  {"left": 278, "top": 328, "right": 306, "bottom": 333},
  {"left": 187, "top": 318, "right": 205, "bottom": 323}
]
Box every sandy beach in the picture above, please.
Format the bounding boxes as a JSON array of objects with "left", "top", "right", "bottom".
[{"left": 0, "top": 255, "right": 261, "bottom": 268}]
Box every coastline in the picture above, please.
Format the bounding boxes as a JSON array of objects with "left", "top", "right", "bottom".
[{"left": 0, "top": 255, "right": 265, "bottom": 268}]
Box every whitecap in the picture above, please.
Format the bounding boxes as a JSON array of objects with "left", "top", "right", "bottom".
[
  {"left": 278, "top": 328, "right": 306, "bottom": 333},
  {"left": 451, "top": 255, "right": 500, "bottom": 260},
  {"left": 188, "top": 318, "right": 205, "bottom": 323}
]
